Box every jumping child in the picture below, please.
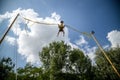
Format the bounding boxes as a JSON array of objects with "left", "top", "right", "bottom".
[{"left": 57, "top": 21, "right": 65, "bottom": 37}]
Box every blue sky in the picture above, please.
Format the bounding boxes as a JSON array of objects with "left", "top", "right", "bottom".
[{"left": 0, "top": 0, "right": 120, "bottom": 67}]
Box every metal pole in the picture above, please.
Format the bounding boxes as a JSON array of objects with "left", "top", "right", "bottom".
[
  {"left": 91, "top": 31, "right": 120, "bottom": 78},
  {"left": 0, "top": 13, "right": 19, "bottom": 44}
]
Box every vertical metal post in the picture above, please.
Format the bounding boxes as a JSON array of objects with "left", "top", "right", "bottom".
[
  {"left": 0, "top": 13, "right": 19, "bottom": 44},
  {"left": 91, "top": 31, "right": 120, "bottom": 78}
]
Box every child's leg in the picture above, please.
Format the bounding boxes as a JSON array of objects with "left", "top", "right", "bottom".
[
  {"left": 57, "top": 31, "right": 60, "bottom": 37},
  {"left": 63, "top": 31, "right": 65, "bottom": 36}
]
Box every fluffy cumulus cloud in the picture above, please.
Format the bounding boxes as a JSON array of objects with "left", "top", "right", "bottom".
[
  {"left": 0, "top": 8, "right": 71, "bottom": 64},
  {"left": 5, "top": 36, "right": 16, "bottom": 46},
  {"left": 0, "top": 12, "right": 12, "bottom": 23},
  {"left": 75, "top": 35, "right": 97, "bottom": 62},
  {"left": 107, "top": 30, "right": 120, "bottom": 48},
  {"left": 75, "top": 36, "right": 88, "bottom": 46}
]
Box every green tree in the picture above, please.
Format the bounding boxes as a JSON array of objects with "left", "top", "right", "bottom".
[
  {"left": 39, "top": 41, "right": 93, "bottom": 80},
  {"left": 0, "top": 57, "right": 15, "bottom": 80},
  {"left": 95, "top": 47, "right": 120, "bottom": 80},
  {"left": 17, "top": 63, "right": 43, "bottom": 80}
]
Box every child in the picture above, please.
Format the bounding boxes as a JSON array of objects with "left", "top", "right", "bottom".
[{"left": 57, "top": 21, "right": 65, "bottom": 37}]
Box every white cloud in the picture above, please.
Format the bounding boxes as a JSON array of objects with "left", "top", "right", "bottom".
[
  {"left": 107, "top": 30, "right": 120, "bottom": 48},
  {"left": 103, "top": 44, "right": 110, "bottom": 50},
  {"left": 84, "top": 46, "right": 97, "bottom": 61},
  {"left": 75, "top": 35, "right": 97, "bottom": 61},
  {"left": 0, "top": 12, "right": 12, "bottom": 21},
  {"left": 75, "top": 35, "right": 88, "bottom": 46},
  {"left": 5, "top": 36, "right": 16, "bottom": 46},
  {"left": 0, "top": 8, "right": 71, "bottom": 65},
  {"left": 51, "top": 12, "right": 61, "bottom": 21}
]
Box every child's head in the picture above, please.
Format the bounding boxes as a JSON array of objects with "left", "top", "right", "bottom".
[{"left": 60, "top": 20, "right": 64, "bottom": 23}]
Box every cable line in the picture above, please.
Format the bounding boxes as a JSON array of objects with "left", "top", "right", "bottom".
[
  {"left": 23, "top": 17, "right": 58, "bottom": 25},
  {"left": 65, "top": 25, "right": 91, "bottom": 38}
]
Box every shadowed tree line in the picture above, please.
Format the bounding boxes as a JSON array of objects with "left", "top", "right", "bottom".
[{"left": 0, "top": 41, "right": 120, "bottom": 80}]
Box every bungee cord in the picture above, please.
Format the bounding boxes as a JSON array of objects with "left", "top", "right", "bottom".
[
  {"left": 65, "top": 24, "right": 91, "bottom": 38},
  {"left": 23, "top": 17, "right": 58, "bottom": 25}
]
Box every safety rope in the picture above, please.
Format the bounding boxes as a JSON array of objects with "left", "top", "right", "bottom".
[
  {"left": 65, "top": 25, "right": 91, "bottom": 38},
  {"left": 23, "top": 17, "right": 58, "bottom": 25}
]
